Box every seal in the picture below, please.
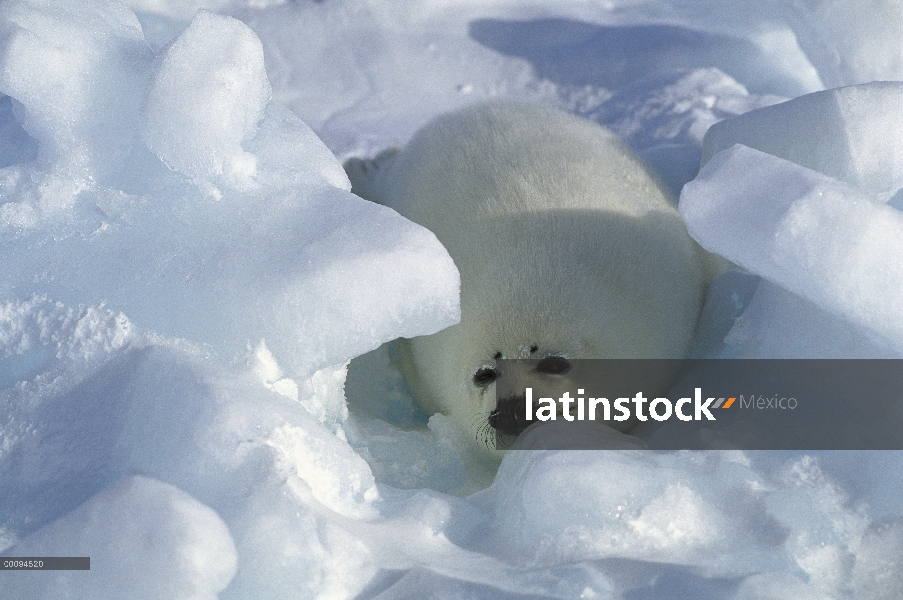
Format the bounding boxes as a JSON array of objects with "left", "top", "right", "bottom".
[{"left": 345, "top": 102, "right": 709, "bottom": 454}]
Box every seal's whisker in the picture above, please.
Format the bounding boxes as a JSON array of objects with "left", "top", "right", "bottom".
[
  {"left": 469, "top": 411, "right": 492, "bottom": 429},
  {"left": 475, "top": 420, "right": 495, "bottom": 450}
]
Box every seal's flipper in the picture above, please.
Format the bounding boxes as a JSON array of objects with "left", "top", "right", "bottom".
[{"left": 343, "top": 147, "right": 399, "bottom": 203}]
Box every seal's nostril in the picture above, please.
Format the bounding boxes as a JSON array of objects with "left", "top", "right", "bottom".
[
  {"left": 473, "top": 368, "right": 499, "bottom": 386},
  {"left": 536, "top": 356, "right": 570, "bottom": 375}
]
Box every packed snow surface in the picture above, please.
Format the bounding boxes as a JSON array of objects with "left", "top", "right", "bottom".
[{"left": 1, "top": 0, "right": 902, "bottom": 598}]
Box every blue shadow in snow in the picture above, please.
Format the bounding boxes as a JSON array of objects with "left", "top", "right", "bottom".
[{"left": 469, "top": 18, "right": 810, "bottom": 98}]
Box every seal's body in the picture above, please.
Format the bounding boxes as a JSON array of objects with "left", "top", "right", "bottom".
[{"left": 346, "top": 102, "right": 708, "bottom": 453}]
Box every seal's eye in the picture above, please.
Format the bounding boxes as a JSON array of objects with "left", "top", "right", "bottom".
[
  {"left": 536, "top": 357, "right": 570, "bottom": 375},
  {"left": 473, "top": 368, "right": 499, "bottom": 386}
]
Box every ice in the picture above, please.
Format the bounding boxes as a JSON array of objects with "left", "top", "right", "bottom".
[
  {"left": 0, "top": 0, "right": 152, "bottom": 177},
  {"left": 127, "top": 0, "right": 292, "bottom": 22},
  {"left": 586, "top": 68, "right": 786, "bottom": 198},
  {"left": 684, "top": 83, "right": 903, "bottom": 358},
  {"left": 723, "top": 280, "right": 903, "bottom": 359},
  {"left": 0, "top": 3, "right": 460, "bottom": 378},
  {"left": 142, "top": 10, "right": 271, "bottom": 192},
  {"left": 129, "top": 0, "right": 234, "bottom": 22},
  {"left": 468, "top": 16, "right": 814, "bottom": 99},
  {"left": 483, "top": 451, "right": 756, "bottom": 568},
  {"left": 2, "top": 476, "right": 237, "bottom": 600},
  {"left": 785, "top": 0, "right": 903, "bottom": 88},
  {"left": 851, "top": 520, "right": 903, "bottom": 597},
  {"left": 344, "top": 342, "right": 483, "bottom": 495},
  {"left": 0, "top": 298, "right": 382, "bottom": 597},
  {"left": 686, "top": 269, "right": 760, "bottom": 358},
  {"left": 0, "top": 95, "right": 38, "bottom": 168},
  {"left": 2, "top": 0, "right": 903, "bottom": 597},
  {"left": 702, "top": 82, "right": 903, "bottom": 199},
  {"left": 463, "top": 450, "right": 881, "bottom": 596},
  {"left": 682, "top": 135, "right": 903, "bottom": 352}
]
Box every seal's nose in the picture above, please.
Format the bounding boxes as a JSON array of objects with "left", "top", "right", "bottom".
[{"left": 488, "top": 395, "right": 531, "bottom": 436}]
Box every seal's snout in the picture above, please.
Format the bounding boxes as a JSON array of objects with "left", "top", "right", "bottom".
[{"left": 488, "top": 395, "right": 530, "bottom": 436}]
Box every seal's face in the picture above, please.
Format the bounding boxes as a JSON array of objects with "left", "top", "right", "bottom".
[
  {"left": 399, "top": 333, "right": 596, "bottom": 454},
  {"left": 471, "top": 350, "right": 649, "bottom": 450},
  {"left": 400, "top": 321, "right": 646, "bottom": 454}
]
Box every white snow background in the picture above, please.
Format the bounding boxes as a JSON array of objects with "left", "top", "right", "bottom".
[{"left": 1, "top": 0, "right": 902, "bottom": 597}]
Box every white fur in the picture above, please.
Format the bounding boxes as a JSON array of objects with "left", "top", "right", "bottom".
[{"left": 347, "top": 102, "right": 707, "bottom": 453}]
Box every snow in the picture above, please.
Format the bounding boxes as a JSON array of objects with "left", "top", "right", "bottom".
[
  {"left": 682, "top": 143, "right": 903, "bottom": 353},
  {"left": 0, "top": 2, "right": 459, "bottom": 380},
  {"left": 1, "top": 0, "right": 902, "bottom": 597},
  {"left": 681, "top": 83, "right": 903, "bottom": 357},
  {"left": 2, "top": 476, "right": 237, "bottom": 600},
  {"left": 142, "top": 9, "right": 272, "bottom": 191},
  {"left": 700, "top": 82, "right": 903, "bottom": 198}
]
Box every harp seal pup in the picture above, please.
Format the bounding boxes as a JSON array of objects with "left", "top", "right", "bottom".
[{"left": 345, "top": 102, "right": 709, "bottom": 456}]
